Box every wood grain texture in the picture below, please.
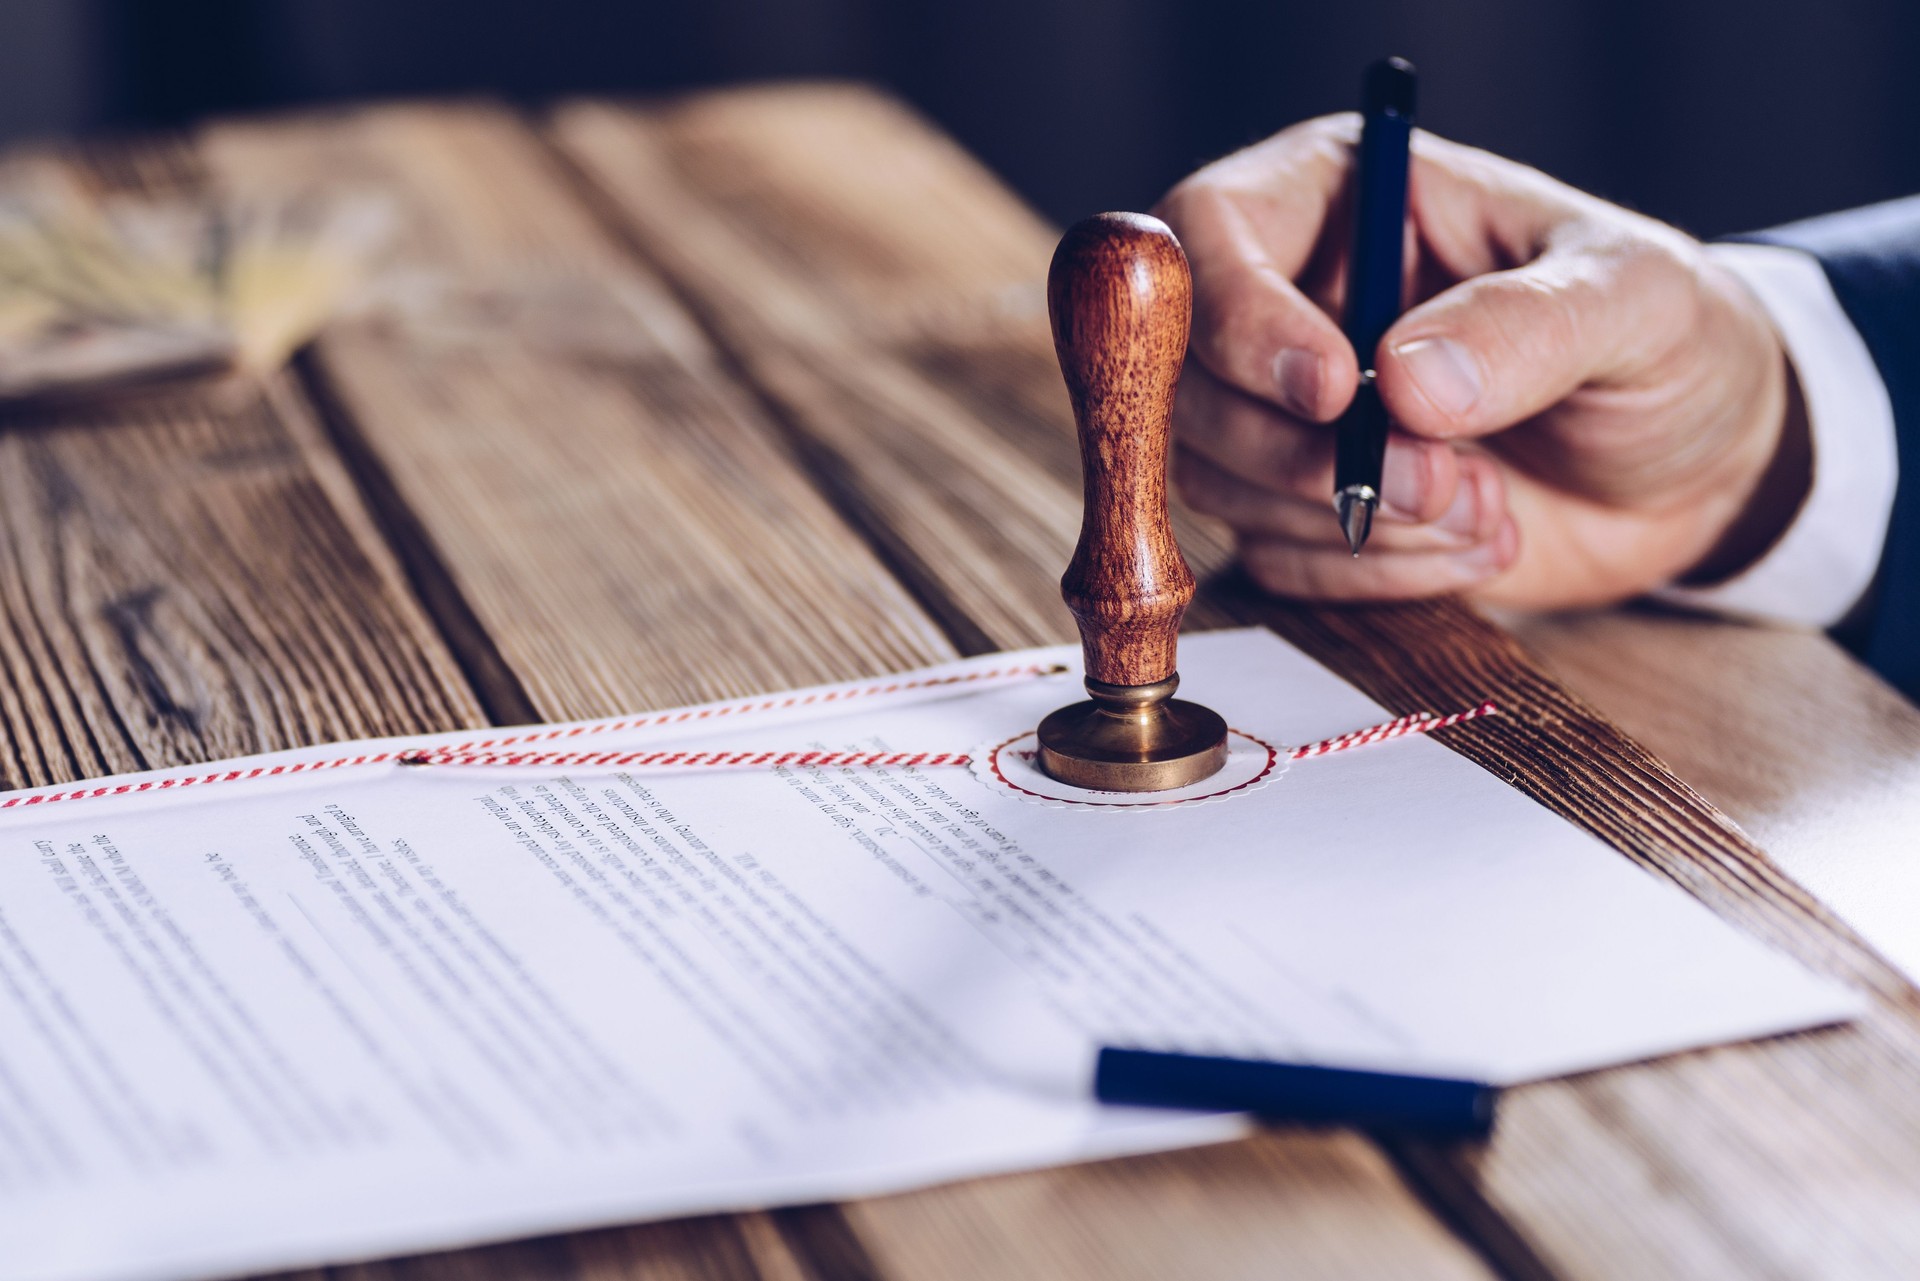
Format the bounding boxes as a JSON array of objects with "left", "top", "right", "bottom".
[
  {"left": 1500, "top": 604, "right": 1920, "bottom": 974},
  {"left": 551, "top": 83, "right": 1920, "bottom": 1280},
  {"left": 847, "top": 1131, "right": 1490, "bottom": 1281},
  {"left": 0, "top": 372, "right": 483, "bottom": 787},
  {"left": 256, "top": 1214, "right": 803, "bottom": 1281},
  {"left": 553, "top": 91, "right": 1090, "bottom": 656},
  {"left": 199, "top": 103, "right": 953, "bottom": 724},
  {"left": 1048, "top": 212, "right": 1197, "bottom": 687},
  {"left": 0, "top": 144, "right": 482, "bottom": 785},
  {"left": 13, "top": 373, "right": 489, "bottom": 755}
]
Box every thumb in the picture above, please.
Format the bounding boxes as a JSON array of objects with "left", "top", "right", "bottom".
[{"left": 1373, "top": 240, "right": 1692, "bottom": 440}]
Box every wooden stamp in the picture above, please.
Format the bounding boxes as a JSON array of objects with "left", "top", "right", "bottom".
[{"left": 1036, "top": 212, "right": 1229, "bottom": 792}]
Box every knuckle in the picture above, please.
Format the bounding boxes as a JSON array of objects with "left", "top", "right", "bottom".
[
  {"left": 1476, "top": 270, "right": 1589, "bottom": 371},
  {"left": 1638, "top": 241, "right": 1710, "bottom": 336},
  {"left": 1171, "top": 452, "right": 1211, "bottom": 509},
  {"left": 1170, "top": 372, "right": 1221, "bottom": 438},
  {"left": 1152, "top": 175, "right": 1232, "bottom": 237},
  {"left": 1289, "top": 117, "right": 1362, "bottom": 186},
  {"left": 1239, "top": 409, "right": 1307, "bottom": 482},
  {"left": 1238, "top": 540, "right": 1297, "bottom": 597},
  {"left": 1531, "top": 273, "right": 1587, "bottom": 351},
  {"left": 1271, "top": 424, "right": 1334, "bottom": 492},
  {"left": 1291, "top": 552, "right": 1353, "bottom": 600},
  {"left": 1609, "top": 235, "right": 1686, "bottom": 295},
  {"left": 1296, "top": 113, "right": 1362, "bottom": 147},
  {"left": 1151, "top": 179, "right": 1201, "bottom": 230},
  {"left": 1201, "top": 114, "right": 1359, "bottom": 206},
  {"left": 1591, "top": 231, "right": 1705, "bottom": 346},
  {"left": 1243, "top": 539, "right": 1355, "bottom": 602},
  {"left": 1202, "top": 290, "right": 1272, "bottom": 361}
]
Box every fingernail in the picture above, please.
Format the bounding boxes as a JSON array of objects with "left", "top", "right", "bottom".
[
  {"left": 1379, "top": 443, "right": 1428, "bottom": 522},
  {"left": 1458, "top": 516, "right": 1519, "bottom": 576},
  {"left": 1394, "top": 337, "right": 1483, "bottom": 417},
  {"left": 1436, "top": 480, "right": 1479, "bottom": 537},
  {"left": 1492, "top": 515, "right": 1520, "bottom": 566},
  {"left": 1273, "top": 347, "right": 1321, "bottom": 417}
]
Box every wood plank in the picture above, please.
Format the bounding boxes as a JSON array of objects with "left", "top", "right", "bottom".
[
  {"left": 200, "top": 103, "right": 951, "bottom": 721},
  {"left": 195, "top": 101, "right": 1494, "bottom": 1281},
  {"left": 0, "top": 147, "right": 481, "bottom": 783},
  {"left": 1499, "top": 605, "right": 1920, "bottom": 979},
  {"left": 847, "top": 1132, "right": 1492, "bottom": 1281},
  {"left": 550, "top": 88, "right": 1087, "bottom": 656},
  {"left": 550, "top": 83, "right": 1920, "bottom": 1280},
  {"left": 0, "top": 373, "right": 486, "bottom": 774}
]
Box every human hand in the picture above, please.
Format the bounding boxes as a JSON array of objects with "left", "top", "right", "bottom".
[{"left": 1155, "top": 116, "right": 1807, "bottom": 608}]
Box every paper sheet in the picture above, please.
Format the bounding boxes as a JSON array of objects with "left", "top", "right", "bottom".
[{"left": 0, "top": 629, "right": 1860, "bottom": 1281}]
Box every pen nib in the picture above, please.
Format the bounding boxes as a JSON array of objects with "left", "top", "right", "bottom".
[{"left": 1336, "top": 487, "right": 1377, "bottom": 556}]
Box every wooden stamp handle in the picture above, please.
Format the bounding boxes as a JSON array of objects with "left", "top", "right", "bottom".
[{"left": 1048, "top": 212, "right": 1195, "bottom": 688}]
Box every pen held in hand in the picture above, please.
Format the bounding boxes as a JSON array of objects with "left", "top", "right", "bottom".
[{"left": 1334, "top": 56, "right": 1417, "bottom": 555}]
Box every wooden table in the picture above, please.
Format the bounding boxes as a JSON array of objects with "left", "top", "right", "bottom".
[{"left": 9, "top": 83, "right": 1920, "bottom": 1281}]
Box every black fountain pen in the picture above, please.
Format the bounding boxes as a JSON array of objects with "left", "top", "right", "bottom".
[{"left": 1334, "top": 57, "right": 1417, "bottom": 554}]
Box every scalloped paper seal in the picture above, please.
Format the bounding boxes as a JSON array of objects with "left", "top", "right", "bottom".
[{"left": 968, "top": 728, "right": 1285, "bottom": 811}]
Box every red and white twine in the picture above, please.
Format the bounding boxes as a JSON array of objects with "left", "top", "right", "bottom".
[
  {"left": 0, "top": 751, "right": 411, "bottom": 810},
  {"left": 413, "top": 662, "right": 1066, "bottom": 754},
  {"left": 1287, "top": 700, "right": 1498, "bottom": 759},
  {"left": 396, "top": 701, "right": 1499, "bottom": 771},
  {"left": 0, "top": 664, "right": 1496, "bottom": 812},
  {"left": 401, "top": 748, "right": 978, "bottom": 770},
  {"left": 0, "top": 663, "right": 1061, "bottom": 811}
]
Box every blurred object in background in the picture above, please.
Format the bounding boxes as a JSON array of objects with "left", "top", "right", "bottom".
[
  {"left": 0, "top": 183, "right": 388, "bottom": 401},
  {"left": 1, "top": 0, "right": 1916, "bottom": 238}
]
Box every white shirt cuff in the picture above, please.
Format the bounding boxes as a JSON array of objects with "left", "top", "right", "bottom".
[{"left": 1656, "top": 242, "right": 1898, "bottom": 629}]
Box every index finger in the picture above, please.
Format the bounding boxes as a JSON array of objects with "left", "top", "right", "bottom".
[{"left": 1153, "top": 115, "right": 1361, "bottom": 422}]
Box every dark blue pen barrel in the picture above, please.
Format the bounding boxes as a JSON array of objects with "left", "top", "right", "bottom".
[
  {"left": 1335, "top": 381, "right": 1391, "bottom": 498},
  {"left": 1334, "top": 57, "right": 1416, "bottom": 523},
  {"left": 1345, "top": 106, "right": 1413, "bottom": 367},
  {"left": 1095, "top": 1047, "right": 1496, "bottom": 1138}
]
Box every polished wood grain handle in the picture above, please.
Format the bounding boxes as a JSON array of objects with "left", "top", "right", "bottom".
[{"left": 1049, "top": 212, "right": 1195, "bottom": 688}]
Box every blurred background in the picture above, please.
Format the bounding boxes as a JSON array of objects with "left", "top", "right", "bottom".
[{"left": 2, "top": 0, "right": 1917, "bottom": 238}]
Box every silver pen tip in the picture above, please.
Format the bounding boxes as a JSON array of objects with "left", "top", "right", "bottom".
[{"left": 1335, "top": 486, "right": 1377, "bottom": 556}]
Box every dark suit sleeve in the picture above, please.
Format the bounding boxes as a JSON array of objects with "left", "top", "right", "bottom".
[{"left": 1733, "top": 197, "right": 1920, "bottom": 700}]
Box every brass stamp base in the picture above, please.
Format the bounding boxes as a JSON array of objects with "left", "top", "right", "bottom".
[{"left": 1035, "top": 674, "right": 1229, "bottom": 793}]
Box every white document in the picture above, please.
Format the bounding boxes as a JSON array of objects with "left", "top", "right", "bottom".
[{"left": 0, "top": 628, "right": 1859, "bottom": 1281}]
